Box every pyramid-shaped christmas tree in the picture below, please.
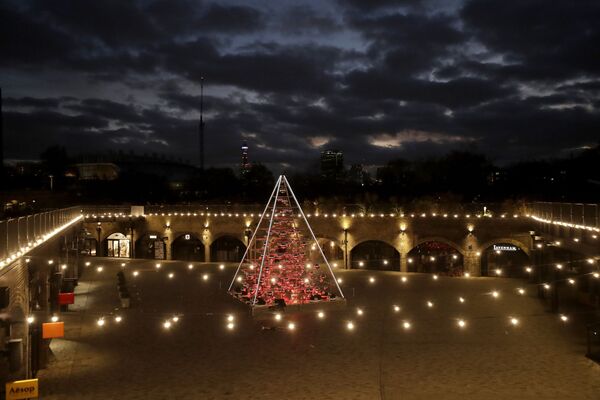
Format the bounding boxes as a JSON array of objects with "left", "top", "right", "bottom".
[{"left": 228, "top": 175, "right": 344, "bottom": 307}]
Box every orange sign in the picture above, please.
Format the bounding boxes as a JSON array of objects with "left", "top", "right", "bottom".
[
  {"left": 42, "top": 322, "right": 64, "bottom": 339},
  {"left": 5, "top": 378, "right": 38, "bottom": 399}
]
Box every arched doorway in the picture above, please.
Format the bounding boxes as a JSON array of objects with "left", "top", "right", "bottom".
[
  {"left": 105, "top": 232, "right": 130, "bottom": 258},
  {"left": 408, "top": 240, "right": 463, "bottom": 275},
  {"left": 172, "top": 233, "right": 204, "bottom": 261},
  {"left": 308, "top": 239, "right": 344, "bottom": 265},
  {"left": 210, "top": 236, "right": 246, "bottom": 262},
  {"left": 350, "top": 240, "right": 399, "bottom": 270},
  {"left": 136, "top": 233, "right": 166, "bottom": 260},
  {"left": 481, "top": 242, "right": 529, "bottom": 277}
]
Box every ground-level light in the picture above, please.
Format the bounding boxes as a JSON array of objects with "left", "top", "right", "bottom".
[
  {"left": 457, "top": 319, "right": 466, "bottom": 328},
  {"left": 402, "top": 321, "right": 411, "bottom": 330},
  {"left": 393, "top": 305, "right": 401, "bottom": 312}
]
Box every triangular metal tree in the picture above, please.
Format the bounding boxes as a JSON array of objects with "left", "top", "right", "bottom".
[{"left": 229, "top": 175, "right": 344, "bottom": 306}]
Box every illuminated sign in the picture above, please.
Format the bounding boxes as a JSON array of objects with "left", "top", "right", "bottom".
[
  {"left": 493, "top": 244, "right": 519, "bottom": 252},
  {"left": 6, "top": 379, "right": 38, "bottom": 399},
  {"left": 149, "top": 235, "right": 157, "bottom": 239}
]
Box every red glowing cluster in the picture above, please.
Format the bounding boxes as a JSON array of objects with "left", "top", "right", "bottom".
[{"left": 230, "top": 177, "right": 340, "bottom": 306}]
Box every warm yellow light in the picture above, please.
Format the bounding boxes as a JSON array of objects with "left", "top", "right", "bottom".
[
  {"left": 168, "top": 273, "right": 174, "bottom": 279},
  {"left": 517, "top": 288, "right": 525, "bottom": 295},
  {"left": 556, "top": 264, "right": 563, "bottom": 270},
  {"left": 274, "top": 313, "right": 282, "bottom": 321},
  {"left": 383, "top": 260, "right": 388, "bottom": 265},
  {"left": 156, "top": 263, "right": 161, "bottom": 269},
  {"left": 543, "top": 283, "right": 551, "bottom": 290},
  {"left": 525, "top": 267, "right": 532, "bottom": 273},
  {"left": 426, "top": 301, "right": 434, "bottom": 308},
  {"left": 227, "top": 314, "right": 234, "bottom": 322},
  {"left": 356, "top": 308, "right": 364, "bottom": 316},
  {"left": 464, "top": 272, "right": 470, "bottom": 278},
  {"left": 133, "top": 270, "right": 139, "bottom": 277},
  {"left": 317, "top": 311, "right": 325, "bottom": 319},
  {"left": 337, "top": 277, "right": 343, "bottom": 284},
  {"left": 172, "top": 316, "right": 179, "bottom": 323},
  {"left": 457, "top": 319, "right": 466, "bottom": 328},
  {"left": 202, "top": 274, "right": 209, "bottom": 281},
  {"left": 393, "top": 305, "right": 401, "bottom": 312},
  {"left": 432, "top": 274, "right": 438, "bottom": 280},
  {"left": 97, "top": 318, "right": 105, "bottom": 327},
  {"left": 495, "top": 269, "right": 502, "bottom": 275},
  {"left": 491, "top": 291, "right": 500, "bottom": 298},
  {"left": 188, "top": 264, "right": 194, "bottom": 270},
  {"left": 85, "top": 261, "right": 91, "bottom": 266},
  {"left": 51, "top": 315, "right": 59, "bottom": 322},
  {"left": 227, "top": 322, "right": 235, "bottom": 330},
  {"left": 287, "top": 322, "right": 296, "bottom": 331},
  {"left": 408, "top": 258, "right": 413, "bottom": 263},
  {"left": 402, "top": 321, "right": 411, "bottom": 330},
  {"left": 163, "top": 321, "right": 172, "bottom": 329},
  {"left": 115, "top": 316, "right": 122, "bottom": 323},
  {"left": 358, "top": 261, "right": 364, "bottom": 267},
  {"left": 97, "top": 266, "right": 103, "bottom": 272},
  {"left": 270, "top": 278, "right": 277, "bottom": 284},
  {"left": 61, "top": 264, "right": 67, "bottom": 270},
  {"left": 510, "top": 317, "right": 519, "bottom": 326},
  {"left": 236, "top": 276, "right": 242, "bottom": 282},
  {"left": 369, "top": 276, "right": 375, "bottom": 283},
  {"left": 560, "top": 314, "right": 569, "bottom": 322},
  {"left": 27, "top": 316, "right": 35, "bottom": 324},
  {"left": 346, "top": 321, "right": 355, "bottom": 330},
  {"left": 568, "top": 278, "right": 575, "bottom": 285},
  {"left": 401, "top": 276, "right": 408, "bottom": 283},
  {"left": 121, "top": 263, "right": 126, "bottom": 267},
  {"left": 458, "top": 297, "right": 465, "bottom": 303}
]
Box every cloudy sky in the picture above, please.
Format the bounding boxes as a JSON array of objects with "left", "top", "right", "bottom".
[{"left": 2, "top": 0, "right": 599, "bottom": 171}]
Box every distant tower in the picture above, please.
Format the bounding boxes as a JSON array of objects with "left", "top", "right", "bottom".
[
  {"left": 241, "top": 141, "right": 250, "bottom": 175},
  {"left": 198, "top": 77, "right": 205, "bottom": 170}
]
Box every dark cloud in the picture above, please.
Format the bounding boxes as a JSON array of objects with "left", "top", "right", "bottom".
[{"left": 1, "top": 0, "right": 599, "bottom": 169}]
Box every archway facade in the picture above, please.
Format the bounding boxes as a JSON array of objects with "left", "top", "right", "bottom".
[
  {"left": 172, "top": 233, "right": 205, "bottom": 261},
  {"left": 136, "top": 232, "right": 166, "bottom": 260},
  {"left": 480, "top": 240, "right": 530, "bottom": 277},
  {"left": 307, "top": 238, "right": 344, "bottom": 266},
  {"left": 407, "top": 240, "right": 463, "bottom": 275},
  {"left": 350, "top": 240, "right": 400, "bottom": 270},
  {"left": 105, "top": 232, "right": 130, "bottom": 258},
  {"left": 210, "top": 235, "right": 246, "bottom": 262}
]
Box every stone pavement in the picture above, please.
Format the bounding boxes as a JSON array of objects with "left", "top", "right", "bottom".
[{"left": 37, "top": 258, "right": 600, "bottom": 399}]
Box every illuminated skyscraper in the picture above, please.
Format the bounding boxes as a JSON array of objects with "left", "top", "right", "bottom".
[{"left": 241, "top": 141, "right": 250, "bottom": 175}]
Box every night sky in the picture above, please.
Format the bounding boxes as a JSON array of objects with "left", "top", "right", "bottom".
[{"left": 2, "top": 0, "right": 599, "bottom": 171}]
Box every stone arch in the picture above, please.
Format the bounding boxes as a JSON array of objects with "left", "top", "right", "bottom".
[
  {"left": 350, "top": 240, "right": 400, "bottom": 270},
  {"left": 479, "top": 238, "right": 531, "bottom": 277},
  {"left": 411, "top": 236, "right": 465, "bottom": 255},
  {"left": 408, "top": 238, "right": 464, "bottom": 275},
  {"left": 311, "top": 237, "right": 344, "bottom": 264},
  {"left": 135, "top": 232, "right": 166, "bottom": 260},
  {"left": 210, "top": 235, "right": 246, "bottom": 262},
  {"left": 171, "top": 233, "right": 204, "bottom": 261}
]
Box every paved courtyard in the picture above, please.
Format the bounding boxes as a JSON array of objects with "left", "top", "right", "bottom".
[{"left": 38, "top": 258, "right": 600, "bottom": 399}]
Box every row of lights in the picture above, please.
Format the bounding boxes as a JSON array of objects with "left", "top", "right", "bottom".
[
  {"left": 86, "top": 212, "right": 523, "bottom": 220},
  {"left": 0, "top": 215, "right": 83, "bottom": 269},
  {"left": 531, "top": 215, "right": 600, "bottom": 234}
]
